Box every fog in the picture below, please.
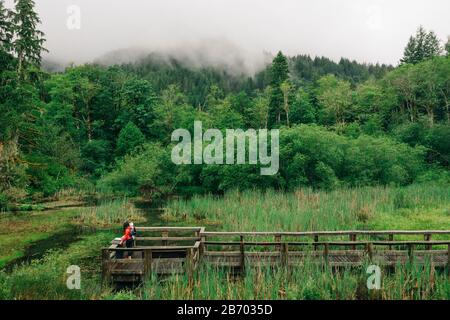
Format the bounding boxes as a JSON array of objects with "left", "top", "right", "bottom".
[{"left": 4, "top": 0, "right": 450, "bottom": 73}]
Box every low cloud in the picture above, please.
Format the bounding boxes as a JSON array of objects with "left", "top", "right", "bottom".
[{"left": 5, "top": 0, "right": 450, "bottom": 72}]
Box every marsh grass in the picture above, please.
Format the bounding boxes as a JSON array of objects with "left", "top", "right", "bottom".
[
  {"left": 53, "top": 187, "right": 97, "bottom": 201},
  {"left": 163, "top": 184, "right": 450, "bottom": 234},
  {"left": 2, "top": 242, "right": 449, "bottom": 300},
  {"left": 77, "top": 198, "right": 145, "bottom": 227},
  {"left": 109, "top": 260, "right": 449, "bottom": 300}
]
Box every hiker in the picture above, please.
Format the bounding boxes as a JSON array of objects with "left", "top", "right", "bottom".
[
  {"left": 119, "top": 221, "right": 134, "bottom": 259},
  {"left": 129, "top": 222, "right": 137, "bottom": 242}
]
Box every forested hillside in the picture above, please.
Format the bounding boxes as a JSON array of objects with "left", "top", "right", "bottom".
[
  {"left": 119, "top": 52, "right": 392, "bottom": 107},
  {"left": 1, "top": 0, "right": 449, "bottom": 209}
]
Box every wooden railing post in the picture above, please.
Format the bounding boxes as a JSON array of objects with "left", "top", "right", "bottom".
[
  {"left": 144, "top": 249, "right": 152, "bottom": 282},
  {"left": 388, "top": 234, "right": 394, "bottom": 250},
  {"left": 240, "top": 235, "right": 245, "bottom": 272},
  {"left": 186, "top": 248, "right": 194, "bottom": 287},
  {"left": 425, "top": 234, "right": 432, "bottom": 250},
  {"left": 162, "top": 231, "right": 169, "bottom": 246},
  {"left": 323, "top": 243, "right": 329, "bottom": 266},
  {"left": 200, "top": 227, "right": 206, "bottom": 255},
  {"left": 366, "top": 243, "right": 373, "bottom": 262},
  {"left": 314, "top": 235, "right": 319, "bottom": 251},
  {"left": 193, "top": 246, "right": 199, "bottom": 270},
  {"left": 281, "top": 242, "right": 288, "bottom": 268},
  {"left": 275, "top": 234, "right": 281, "bottom": 251},
  {"left": 447, "top": 244, "right": 450, "bottom": 275},
  {"left": 408, "top": 244, "right": 414, "bottom": 265},
  {"left": 102, "top": 248, "right": 111, "bottom": 287},
  {"left": 349, "top": 233, "right": 356, "bottom": 250}
]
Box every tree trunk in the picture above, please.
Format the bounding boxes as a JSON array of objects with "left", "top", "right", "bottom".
[
  {"left": 17, "top": 51, "right": 24, "bottom": 81},
  {"left": 87, "top": 112, "right": 92, "bottom": 142},
  {"left": 284, "top": 98, "right": 290, "bottom": 127},
  {"left": 0, "top": 136, "right": 20, "bottom": 191},
  {"left": 406, "top": 101, "right": 414, "bottom": 122},
  {"left": 426, "top": 107, "right": 434, "bottom": 126},
  {"left": 440, "top": 90, "right": 449, "bottom": 123},
  {"left": 447, "top": 104, "right": 450, "bottom": 123}
]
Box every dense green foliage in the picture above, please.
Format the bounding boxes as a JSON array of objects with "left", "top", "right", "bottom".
[{"left": 0, "top": 0, "right": 449, "bottom": 206}]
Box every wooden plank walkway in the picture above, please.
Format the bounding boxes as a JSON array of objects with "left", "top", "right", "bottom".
[{"left": 102, "top": 227, "right": 450, "bottom": 284}]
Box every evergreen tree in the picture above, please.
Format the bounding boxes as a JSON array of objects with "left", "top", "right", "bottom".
[
  {"left": 269, "top": 51, "right": 289, "bottom": 126},
  {"left": 445, "top": 37, "right": 450, "bottom": 56},
  {"left": 401, "top": 26, "right": 442, "bottom": 64},
  {"left": 0, "top": 0, "right": 13, "bottom": 52},
  {"left": 11, "top": 0, "right": 47, "bottom": 78}
]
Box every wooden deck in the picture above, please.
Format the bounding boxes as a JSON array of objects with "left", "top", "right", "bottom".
[{"left": 102, "top": 227, "right": 450, "bottom": 284}]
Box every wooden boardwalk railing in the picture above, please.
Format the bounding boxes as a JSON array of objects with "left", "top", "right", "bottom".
[
  {"left": 102, "top": 227, "right": 450, "bottom": 284},
  {"left": 102, "top": 227, "right": 203, "bottom": 284}
]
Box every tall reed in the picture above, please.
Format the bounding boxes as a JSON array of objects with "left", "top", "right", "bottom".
[
  {"left": 163, "top": 183, "right": 450, "bottom": 232},
  {"left": 78, "top": 198, "right": 145, "bottom": 227}
]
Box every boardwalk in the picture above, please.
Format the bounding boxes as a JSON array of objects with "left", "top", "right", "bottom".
[{"left": 102, "top": 227, "right": 450, "bottom": 284}]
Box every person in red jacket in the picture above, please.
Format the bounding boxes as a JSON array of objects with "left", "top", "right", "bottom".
[{"left": 119, "top": 221, "right": 134, "bottom": 259}]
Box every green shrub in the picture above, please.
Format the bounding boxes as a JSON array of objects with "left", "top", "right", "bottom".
[
  {"left": 0, "top": 192, "right": 8, "bottom": 210},
  {"left": 81, "top": 139, "right": 112, "bottom": 177},
  {"left": 99, "top": 143, "right": 180, "bottom": 198},
  {"left": 280, "top": 125, "right": 424, "bottom": 190},
  {"left": 116, "top": 122, "right": 145, "bottom": 157},
  {"left": 416, "top": 167, "right": 450, "bottom": 184},
  {"left": 424, "top": 124, "right": 450, "bottom": 166},
  {"left": 100, "top": 124, "right": 429, "bottom": 195}
]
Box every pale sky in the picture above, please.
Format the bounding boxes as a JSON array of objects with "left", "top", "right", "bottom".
[{"left": 4, "top": 0, "right": 450, "bottom": 71}]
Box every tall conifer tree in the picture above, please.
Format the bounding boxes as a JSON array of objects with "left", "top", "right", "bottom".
[
  {"left": 0, "top": 0, "right": 13, "bottom": 52},
  {"left": 269, "top": 51, "right": 289, "bottom": 126},
  {"left": 11, "top": 0, "right": 47, "bottom": 79},
  {"left": 401, "top": 26, "right": 441, "bottom": 64}
]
